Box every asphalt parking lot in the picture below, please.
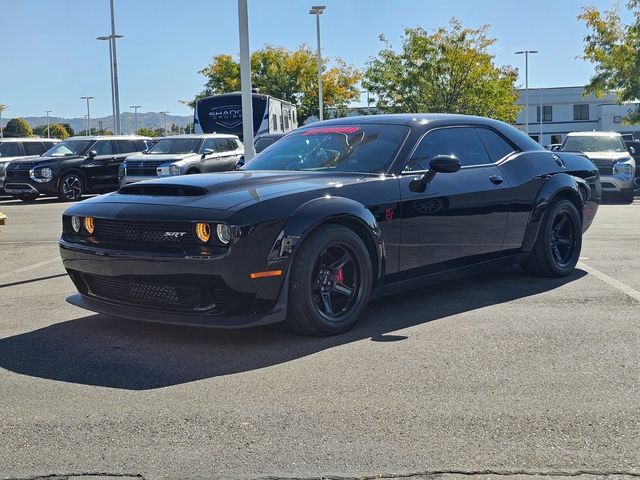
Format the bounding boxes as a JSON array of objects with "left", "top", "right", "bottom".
[{"left": 0, "top": 196, "right": 639, "bottom": 480}]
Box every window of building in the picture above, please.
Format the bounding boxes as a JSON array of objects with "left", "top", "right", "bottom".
[
  {"left": 573, "top": 104, "right": 589, "bottom": 121},
  {"left": 614, "top": 115, "right": 622, "bottom": 124},
  {"left": 536, "top": 105, "right": 553, "bottom": 122}
]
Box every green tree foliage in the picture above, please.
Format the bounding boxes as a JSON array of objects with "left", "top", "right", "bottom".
[
  {"left": 363, "top": 20, "right": 520, "bottom": 123},
  {"left": 196, "top": 45, "right": 361, "bottom": 123},
  {"left": 32, "top": 125, "right": 48, "bottom": 137},
  {"left": 48, "top": 124, "right": 69, "bottom": 139},
  {"left": 60, "top": 123, "right": 74, "bottom": 137},
  {"left": 579, "top": 1, "right": 640, "bottom": 123},
  {"left": 3, "top": 117, "right": 33, "bottom": 138},
  {"left": 136, "top": 127, "right": 165, "bottom": 137}
]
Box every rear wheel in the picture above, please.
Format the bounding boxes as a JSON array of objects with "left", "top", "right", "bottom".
[
  {"left": 58, "top": 173, "right": 84, "bottom": 201},
  {"left": 15, "top": 194, "right": 38, "bottom": 202},
  {"left": 521, "top": 198, "right": 582, "bottom": 277},
  {"left": 286, "top": 224, "right": 373, "bottom": 336}
]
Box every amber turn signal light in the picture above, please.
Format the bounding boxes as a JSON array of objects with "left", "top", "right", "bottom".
[
  {"left": 84, "top": 217, "right": 95, "bottom": 234},
  {"left": 195, "top": 222, "right": 211, "bottom": 243},
  {"left": 249, "top": 270, "right": 283, "bottom": 279}
]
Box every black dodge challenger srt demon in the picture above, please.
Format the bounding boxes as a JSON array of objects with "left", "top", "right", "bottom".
[{"left": 59, "top": 114, "right": 600, "bottom": 336}]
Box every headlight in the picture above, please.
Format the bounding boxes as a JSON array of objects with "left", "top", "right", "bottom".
[
  {"left": 29, "top": 167, "right": 53, "bottom": 182},
  {"left": 216, "top": 223, "right": 232, "bottom": 244},
  {"left": 0, "top": 163, "right": 6, "bottom": 176},
  {"left": 71, "top": 216, "right": 81, "bottom": 233},
  {"left": 613, "top": 162, "right": 633, "bottom": 180},
  {"left": 84, "top": 217, "right": 95, "bottom": 234},
  {"left": 169, "top": 164, "right": 181, "bottom": 176},
  {"left": 118, "top": 163, "right": 126, "bottom": 178},
  {"left": 194, "top": 222, "right": 211, "bottom": 243}
]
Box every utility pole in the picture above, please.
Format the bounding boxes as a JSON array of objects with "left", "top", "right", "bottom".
[
  {"left": 81, "top": 96, "right": 94, "bottom": 135},
  {"left": 310, "top": 6, "right": 326, "bottom": 121},
  {"left": 110, "top": 0, "right": 122, "bottom": 134},
  {"left": 515, "top": 50, "right": 538, "bottom": 135},
  {"left": 45, "top": 110, "right": 52, "bottom": 138},
  {"left": 160, "top": 111, "right": 169, "bottom": 136},
  {"left": 0, "top": 104, "right": 6, "bottom": 139},
  {"left": 238, "top": 0, "right": 255, "bottom": 160},
  {"left": 130, "top": 105, "right": 141, "bottom": 134}
]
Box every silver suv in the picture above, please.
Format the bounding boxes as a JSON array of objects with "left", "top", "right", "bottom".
[
  {"left": 119, "top": 134, "right": 243, "bottom": 186},
  {"left": 562, "top": 131, "right": 635, "bottom": 203},
  {"left": 0, "top": 137, "right": 60, "bottom": 192}
]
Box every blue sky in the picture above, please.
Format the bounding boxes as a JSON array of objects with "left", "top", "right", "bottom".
[{"left": 0, "top": 0, "right": 631, "bottom": 119}]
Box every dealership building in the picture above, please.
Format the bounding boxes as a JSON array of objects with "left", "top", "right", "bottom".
[{"left": 515, "top": 86, "right": 640, "bottom": 146}]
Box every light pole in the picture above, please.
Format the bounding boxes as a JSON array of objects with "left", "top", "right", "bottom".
[
  {"left": 160, "top": 111, "right": 169, "bottom": 136},
  {"left": 515, "top": 50, "right": 538, "bottom": 135},
  {"left": 130, "top": 105, "right": 141, "bottom": 134},
  {"left": 238, "top": 0, "right": 255, "bottom": 161},
  {"left": 309, "top": 5, "right": 326, "bottom": 121},
  {"left": 81, "top": 96, "right": 94, "bottom": 135},
  {"left": 0, "top": 104, "right": 6, "bottom": 139},
  {"left": 45, "top": 110, "right": 52, "bottom": 138},
  {"left": 97, "top": 33, "right": 123, "bottom": 134}
]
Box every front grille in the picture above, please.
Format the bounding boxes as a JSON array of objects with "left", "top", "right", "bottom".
[
  {"left": 81, "top": 273, "right": 228, "bottom": 312},
  {"left": 126, "top": 160, "right": 165, "bottom": 177},
  {"left": 7, "top": 161, "right": 37, "bottom": 172},
  {"left": 93, "top": 219, "right": 194, "bottom": 245},
  {"left": 597, "top": 164, "right": 613, "bottom": 176}
]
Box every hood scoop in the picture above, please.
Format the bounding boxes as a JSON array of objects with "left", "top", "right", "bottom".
[{"left": 118, "top": 184, "right": 207, "bottom": 197}]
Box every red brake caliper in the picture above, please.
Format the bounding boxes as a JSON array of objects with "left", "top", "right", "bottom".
[{"left": 335, "top": 267, "right": 344, "bottom": 284}]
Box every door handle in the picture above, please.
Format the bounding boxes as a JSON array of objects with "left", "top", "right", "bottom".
[{"left": 489, "top": 175, "right": 504, "bottom": 185}]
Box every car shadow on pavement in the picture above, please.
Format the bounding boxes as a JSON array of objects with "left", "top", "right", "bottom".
[{"left": 0, "top": 267, "right": 586, "bottom": 390}]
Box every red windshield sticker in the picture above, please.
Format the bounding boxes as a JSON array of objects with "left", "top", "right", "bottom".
[{"left": 301, "top": 126, "right": 361, "bottom": 136}]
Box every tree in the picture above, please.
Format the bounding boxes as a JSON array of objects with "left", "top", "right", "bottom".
[
  {"left": 195, "top": 45, "right": 362, "bottom": 123},
  {"left": 60, "top": 123, "right": 74, "bottom": 137},
  {"left": 3, "top": 117, "right": 33, "bottom": 138},
  {"left": 136, "top": 127, "right": 165, "bottom": 137},
  {"left": 48, "top": 124, "right": 69, "bottom": 140},
  {"left": 363, "top": 20, "right": 520, "bottom": 123},
  {"left": 579, "top": 1, "right": 640, "bottom": 123}
]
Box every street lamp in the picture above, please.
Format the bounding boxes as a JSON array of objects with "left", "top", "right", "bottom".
[
  {"left": 130, "top": 105, "right": 141, "bottom": 134},
  {"left": 515, "top": 50, "right": 538, "bottom": 135},
  {"left": 97, "top": 33, "right": 124, "bottom": 134},
  {"left": 81, "top": 96, "right": 94, "bottom": 135},
  {"left": 160, "top": 111, "right": 169, "bottom": 136},
  {"left": 309, "top": 5, "right": 325, "bottom": 121},
  {"left": 45, "top": 110, "right": 52, "bottom": 138},
  {"left": 0, "top": 104, "right": 7, "bottom": 139}
]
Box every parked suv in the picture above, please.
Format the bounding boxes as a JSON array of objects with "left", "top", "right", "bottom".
[
  {"left": 625, "top": 140, "right": 640, "bottom": 190},
  {"left": 119, "top": 134, "right": 243, "bottom": 186},
  {"left": 4, "top": 135, "right": 152, "bottom": 201},
  {"left": 562, "top": 131, "right": 636, "bottom": 203},
  {"left": 0, "top": 138, "right": 60, "bottom": 193}
]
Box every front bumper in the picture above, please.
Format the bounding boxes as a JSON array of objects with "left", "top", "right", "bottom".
[
  {"left": 3, "top": 177, "right": 56, "bottom": 196},
  {"left": 599, "top": 174, "right": 634, "bottom": 193},
  {"left": 59, "top": 238, "right": 289, "bottom": 329}
]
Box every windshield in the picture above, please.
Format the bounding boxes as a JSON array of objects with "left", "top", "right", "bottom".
[
  {"left": 243, "top": 125, "right": 409, "bottom": 173},
  {"left": 563, "top": 135, "right": 626, "bottom": 153},
  {"left": 147, "top": 138, "right": 202, "bottom": 154},
  {"left": 0, "top": 142, "right": 20, "bottom": 157},
  {"left": 44, "top": 140, "right": 93, "bottom": 157}
]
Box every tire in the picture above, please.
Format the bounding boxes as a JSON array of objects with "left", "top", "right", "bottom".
[
  {"left": 621, "top": 190, "right": 635, "bottom": 204},
  {"left": 58, "top": 173, "right": 84, "bottom": 201},
  {"left": 521, "top": 198, "right": 582, "bottom": 277},
  {"left": 16, "top": 194, "right": 38, "bottom": 202},
  {"left": 286, "top": 224, "right": 373, "bottom": 336}
]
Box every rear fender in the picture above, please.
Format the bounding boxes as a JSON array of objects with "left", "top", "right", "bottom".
[{"left": 521, "top": 173, "right": 583, "bottom": 252}]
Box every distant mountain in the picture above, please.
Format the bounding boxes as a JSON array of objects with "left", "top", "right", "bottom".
[{"left": 5, "top": 112, "right": 193, "bottom": 134}]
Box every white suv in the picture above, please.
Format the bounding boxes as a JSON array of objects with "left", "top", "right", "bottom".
[
  {"left": 562, "top": 131, "right": 635, "bottom": 203},
  {"left": 119, "top": 134, "right": 243, "bottom": 186},
  {"left": 0, "top": 137, "right": 60, "bottom": 192}
]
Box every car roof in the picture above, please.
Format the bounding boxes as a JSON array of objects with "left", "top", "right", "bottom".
[
  {"left": 66, "top": 135, "right": 152, "bottom": 141},
  {"left": 566, "top": 131, "right": 623, "bottom": 137},
  {"left": 309, "top": 113, "right": 512, "bottom": 127},
  {"left": 156, "top": 133, "right": 239, "bottom": 139},
  {"left": 0, "top": 137, "right": 59, "bottom": 142}
]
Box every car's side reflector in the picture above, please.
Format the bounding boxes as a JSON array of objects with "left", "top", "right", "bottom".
[{"left": 249, "top": 270, "right": 283, "bottom": 279}]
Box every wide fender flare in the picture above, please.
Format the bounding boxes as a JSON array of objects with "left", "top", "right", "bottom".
[
  {"left": 521, "top": 173, "right": 584, "bottom": 252},
  {"left": 266, "top": 196, "right": 385, "bottom": 282}
]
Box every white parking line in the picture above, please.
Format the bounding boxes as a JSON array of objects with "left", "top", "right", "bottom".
[
  {"left": 579, "top": 261, "right": 640, "bottom": 303},
  {"left": 0, "top": 257, "right": 61, "bottom": 279}
]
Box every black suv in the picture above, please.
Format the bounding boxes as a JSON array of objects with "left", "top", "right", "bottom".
[{"left": 4, "top": 135, "right": 152, "bottom": 201}]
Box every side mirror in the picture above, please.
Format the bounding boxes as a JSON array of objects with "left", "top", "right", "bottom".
[
  {"left": 409, "top": 155, "right": 460, "bottom": 193},
  {"left": 142, "top": 149, "right": 149, "bottom": 154},
  {"left": 235, "top": 155, "right": 245, "bottom": 170},
  {"left": 202, "top": 148, "right": 215, "bottom": 157},
  {"left": 630, "top": 146, "right": 636, "bottom": 155},
  {"left": 87, "top": 150, "right": 97, "bottom": 159}
]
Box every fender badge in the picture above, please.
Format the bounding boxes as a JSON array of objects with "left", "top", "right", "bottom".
[{"left": 164, "top": 232, "right": 186, "bottom": 238}]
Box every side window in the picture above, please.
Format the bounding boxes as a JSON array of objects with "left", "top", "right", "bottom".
[
  {"left": 92, "top": 140, "right": 114, "bottom": 156},
  {"left": 407, "top": 127, "right": 491, "bottom": 171},
  {"left": 215, "top": 138, "right": 234, "bottom": 152},
  {"left": 116, "top": 140, "right": 138, "bottom": 154},
  {"left": 199, "top": 138, "right": 217, "bottom": 154},
  {"left": 475, "top": 128, "right": 516, "bottom": 162},
  {"left": 24, "top": 142, "right": 45, "bottom": 156},
  {"left": 43, "top": 141, "right": 56, "bottom": 150},
  {"left": 272, "top": 114, "right": 278, "bottom": 131},
  {"left": 283, "top": 109, "right": 290, "bottom": 130}
]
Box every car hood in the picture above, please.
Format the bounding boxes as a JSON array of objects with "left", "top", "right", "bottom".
[
  {"left": 125, "top": 153, "right": 196, "bottom": 162},
  {"left": 8, "top": 155, "right": 80, "bottom": 167},
  {"left": 581, "top": 151, "right": 632, "bottom": 162},
  {"left": 88, "top": 170, "right": 369, "bottom": 211}
]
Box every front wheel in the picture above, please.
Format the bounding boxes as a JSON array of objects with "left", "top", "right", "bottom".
[
  {"left": 286, "top": 224, "right": 373, "bottom": 336},
  {"left": 16, "top": 194, "right": 39, "bottom": 202},
  {"left": 58, "top": 173, "right": 84, "bottom": 201},
  {"left": 521, "top": 198, "right": 582, "bottom": 277}
]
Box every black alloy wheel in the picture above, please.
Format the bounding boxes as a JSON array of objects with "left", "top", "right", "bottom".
[
  {"left": 58, "top": 173, "right": 84, "bottom": 201},
  {"left": 287, "top": 224, "right": 373, "bottom": 336},
  {"left": 521, "top": 198, "right": 582, "bottom": 277}
]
